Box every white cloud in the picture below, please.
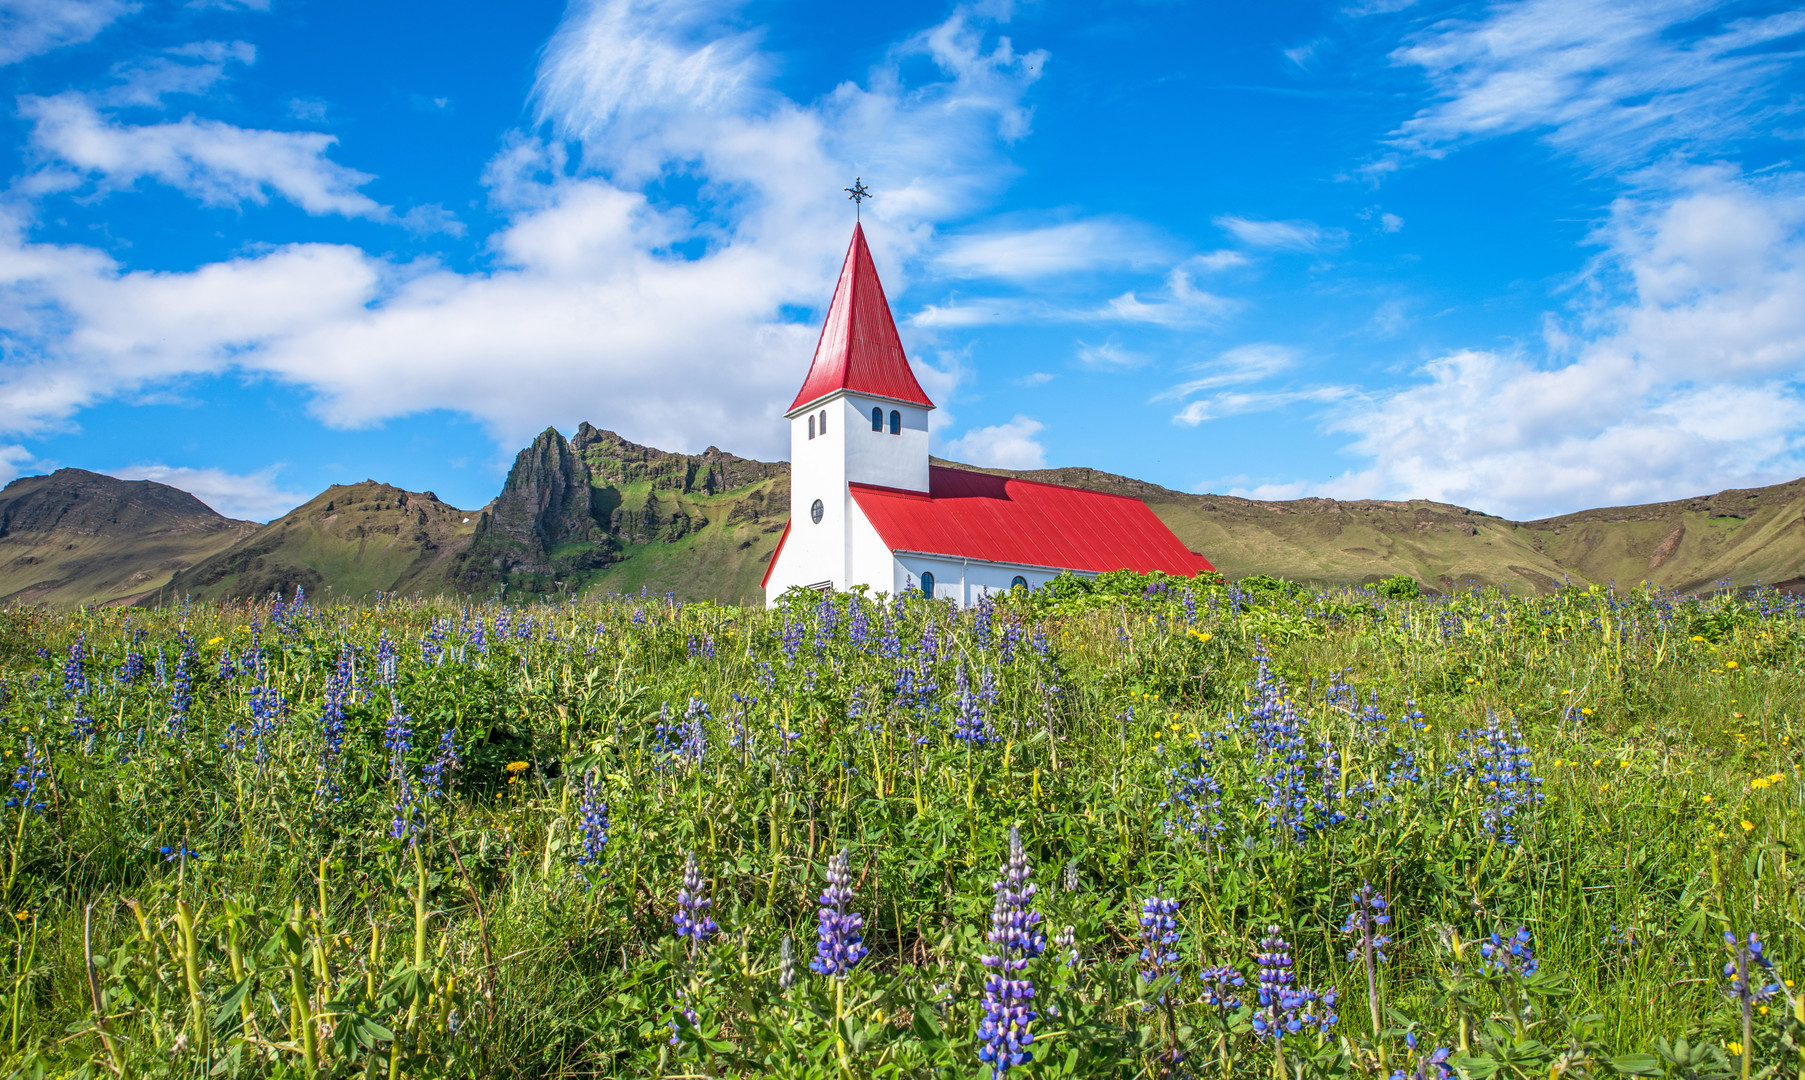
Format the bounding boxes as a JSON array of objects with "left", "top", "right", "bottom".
[
  {"left": 1386, "top": 0, "right": 1805, "bottom": 170},
  {"left": 943, "top": 414, "right": 1046, "bottom": 469},
  {"left": 1173, "top": 386, "right": 1351, "bottom": 427},
  {"left": 1187, "top": 249, "right": 1249, "bottom": 271},
  {"left": 1014, "top": 371, "right": 1055, "bottom": 387},
  {"left": 0, "top": 0, "right": 136, "bottom": 66},
  {"left": 110, "top": 463, "right": 307, "bottom": 522},
  {"left": 1215, "top": 215, "right": 1345, "bottom": 251},
  {"left": 1157, "top": 342, "right": 1298, "bottom": 401},
  {"left": 22, "top": 93, "right": 385, "bottom": 217},
  {"left": 0, "top": 1, "right": 1051, "bottom": 462},
  {"left": 1380, "top": 212, "right": 1404, "bottom": 233},
  {"left": 1075, "top": 339, "right": 1140, "bottom": 369},
  {"left": 937, "top": 219, "right": 1165, "bottom": 279},
  {"left": 105, "top": 40, "right": 255, "bottom": 107},
  {"left": 1324, "top": 167, "right": 1805, "bottom": 518},
  {"left": 915, "top": 265, "right": 1234, "bottom": 328},
  {"left": 0, "top": 445, "right": 37, "bottom": 487}
]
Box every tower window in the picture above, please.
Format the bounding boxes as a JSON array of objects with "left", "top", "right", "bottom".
[
  {"left": 1011, "top": 575, "right": 1028, "bottom": 592},
  {"left": 919, "top": 571, "right": 935, "bottom": 598},
  {"left": 810, "top": 499, "right": 824, "bottom": 524},
  {"left": 889, "top": 409, "right": 901, "bottom": 435},
  {"left": 808, "top": 414, "right": 815, "bottom": 439},
  {"left": 819, "top": 409, "right": 827, "bottom": 434},
  {"left": 871, "top": 407, "right": 883, "bottom": 431}
]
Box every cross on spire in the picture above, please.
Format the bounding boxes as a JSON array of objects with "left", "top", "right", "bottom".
[{"left": 845, "top": 177, "right": 871, "bottom": 221}]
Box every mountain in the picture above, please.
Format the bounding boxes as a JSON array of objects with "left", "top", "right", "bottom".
[
  {"left": 0, "top": 469, "right": 255, "bottom": 606},
  {"left": 956, "top": 463, "right": 1805, "bottom": 595},
  {"left": 158, "top": 481, "right": 478, "bottom": 604},
  {"left": 453, "top": 423, "right": 788, "bottom": 602},
  {"left": 10, "top": 430, "right": 1804, "bottom": 609}
]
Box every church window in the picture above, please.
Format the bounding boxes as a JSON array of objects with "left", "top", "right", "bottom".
[
  {"left": 820, "top": 409, "right": 827, "bottom": 434},
  {"left": 810, "top": 499, "right": 824, "bottom": 524},
  {"left": 889, "top": 410, "right": 901, "bottom": 435},
  {"left": 871, "top": 407, "right": 883, "bottom": 431},
  {"left": 1011, "top": 575, "right": 1028, "bottom": 592},
  {"left": 808, "top": 415, "right": 815, "bottom": 439},
  {"left": 919, "top": 571, "right": 935, "bottom": 598}
]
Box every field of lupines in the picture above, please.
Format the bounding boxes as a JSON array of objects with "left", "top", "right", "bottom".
[{"left": 3, "top": 571, "right": 1804, "bottom": 1080}]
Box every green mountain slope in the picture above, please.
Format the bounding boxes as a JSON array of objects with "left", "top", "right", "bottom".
[
  {"left": 0, "top": 469, "right": 254, "bottom": 606},
  {"left": 159, "top": 482, "right": 478, "bottom": 604}
]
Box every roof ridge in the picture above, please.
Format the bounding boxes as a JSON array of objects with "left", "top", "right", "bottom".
[{"left": 929, "top": 464, "right": 1144, "bottom": 503}]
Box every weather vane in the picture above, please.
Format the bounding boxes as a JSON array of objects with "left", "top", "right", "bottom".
[{"left": 845, "top": 177, "right": 871, "bottom": 221}]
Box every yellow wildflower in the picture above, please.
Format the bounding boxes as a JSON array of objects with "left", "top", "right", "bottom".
[
  {"left": 1741, "top": 820, "right": 1755, "bottom": 833},
  {"left": 1581, "top": 708, "right": 1594, "bottom": 717},
  {"left": 505, "top": 761, "right": 529, "bottom": 773},
  {"left": 1729, "top": 1042, "right": 1743, "bottom": 1057},
  {"left": 1726, "top": 660, "right": 1739, "bottom": 669},
  {"left": 206, "top": 636, "right": 224, "bottom": 646}
]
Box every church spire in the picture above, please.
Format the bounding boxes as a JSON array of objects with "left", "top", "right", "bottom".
[{"left": 787, "top": 223, "right": 935, "bottom": 415}]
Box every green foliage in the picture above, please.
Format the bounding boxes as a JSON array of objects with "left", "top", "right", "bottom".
[
  {"left": 3, "top": 578, "right": 1804, "bottom": 1078},
  {"left": 1380, "top": 575, "right": 1421, "bottom": 600}
]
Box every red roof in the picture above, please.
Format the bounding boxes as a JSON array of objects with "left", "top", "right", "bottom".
[
  {"left": 849, "top": 466, "right": 1214, "bottom": 576},
  {"left": 788, "top": 223, "right": 934, "bottom": 414}
]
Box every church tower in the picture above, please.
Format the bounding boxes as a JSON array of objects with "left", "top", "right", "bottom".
[{"left": 777, "top": 224, "right": 934, "bottom": 590}]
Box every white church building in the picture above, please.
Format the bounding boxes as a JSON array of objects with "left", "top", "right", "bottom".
[{"left": 762, "top": 224, "right": 1214, "bottom": 608}]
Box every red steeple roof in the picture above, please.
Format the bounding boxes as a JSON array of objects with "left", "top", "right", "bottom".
[{"left": 788, "top": 223, "right": 935, "bottom": 415}]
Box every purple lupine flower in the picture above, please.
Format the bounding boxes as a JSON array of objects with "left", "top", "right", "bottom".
[
  {"left": 974, "top": 593, "right": 995, "bottom": 647},
  {"left": 953, "top": 665, "right": 992, "bottom": 745},
  {"left": 71, "top": 704, "right": 96, "bottom": 748},
  {"left": 978, "top": 826, "right": 1044, "bottom": 1080},
  {"left": 1138, "top": 891, "right": 1182, "bottom": 1002},
  {"left": 166, "top": 635, "right": 196, "bottom": 739},
  {"left": 573, "top": 773, "right": 609, "bottom": 885},
  {"left": 673, "top": 850, "right": 719, "bottom": 946},
  {"left": 246, "top": 683, "right": 288, "bottom": 768},
  {"left": 160, "top": 843, "right": 199, "bottom": 862},
  {"left": 317, "top": 646, "right": 353, "bottom": 802},
  {"left": 62, "top": 636, "right": 88, "bottom": 698},
  {"left": 385, "top": 702, "right": 418, "bottom": 843},
  {"left": 1478, "top": 926, "right": 1538, "bottom": 979},
  {"left": 117, "top": 647, "right": 145, "bottom": 686},
  {"left": 422, "top": 727, "right": 459, "bottom": 800},
  {"left": 1199, "top": 965, "right": 1245, "bottom": 1009},
  {"left": 1251, "top": 926, "right": 1337, "bottom": 1040},
  {"left": 1723, "top": 931, "right": 1781, "bottom": 1003},
  {"left": 1341, "top": 883, "right": 1393, "bottom": 963},
  {"left": 1054, "top": 925, "right": 1077, "bottom": 967},
  {"left": 376, "top": 632, "right": 397, "bottom": 685},
  {"left": 1391, "top": 1037, "right": 1454, "bottom": 1080},
  {"left": 810, "top": 847, "right": 868, "bottom": 977},
  {"left": 1455, "top": 710, "right": 1543, "bottom": 844},
  {"left": 6, "top": 737, "right": 48, "bottom": 817}
]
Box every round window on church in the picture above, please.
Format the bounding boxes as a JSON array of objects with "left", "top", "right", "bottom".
[{"left": 810, "top": 499, "right": 824, "bottom": 524}]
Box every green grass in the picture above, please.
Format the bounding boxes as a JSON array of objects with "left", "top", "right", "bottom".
[{"left": 2, "top": 577, "right": 1802, "bottom": 1078}]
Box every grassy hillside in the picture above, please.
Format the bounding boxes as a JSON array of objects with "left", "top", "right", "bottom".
[
  {"left": 160, "top": 481, "right": 478, "bottom": 604},
  {"left": 0, "top": 469, "right": 254, "bottom": 606}
]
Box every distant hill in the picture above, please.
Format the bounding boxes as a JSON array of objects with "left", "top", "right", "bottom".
[
  {"left": 0, "top": 469, "right": 254, "bottom": 606},
  {"left": 158, "top": 481, "right": 478, "bottom": 604},
  {"left": 7, "top": 433, "right": 1803, "bottom": 608}
]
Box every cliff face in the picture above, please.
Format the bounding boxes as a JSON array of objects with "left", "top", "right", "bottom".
[
  {"left": 453, "top": 425, "right": 789, "bottom": 597},
  {"left": 0, "top": 469, "right": 254, "bottom": 606}
]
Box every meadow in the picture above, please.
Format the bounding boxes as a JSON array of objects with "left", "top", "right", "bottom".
[{"left": 2, "top": 571, "right": 1802, "bottom": 1079}]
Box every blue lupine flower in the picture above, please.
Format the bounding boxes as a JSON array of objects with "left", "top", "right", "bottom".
[
  {"left": 1478, "top": 926, "right": 1538, "bottom": 979},
  {"left": 1391, "top": 1039, "right": 1454, "bottom": 1080},
  {"left": 1340, "top": 883, "right": 1393, "bottom": 964},
  {"left": 1242, "top": 650, "right": 1342, "bottom": 841},
  {"left": 1455, "top": 710, "right": 1543, "bottom": 844},
  {"left": 246, "top": 683, "right": 288, "bottom": 767},
  {"left": 116, "top": 647, "right": 145, "bottom": 686},
  {"left": 1199, "top": 964, "right": 1245, "bottom": 1010},
  {"left": 166, "top": 634, "right": 196, "bottom": 738},
  {"left": 317, "top": 646, "right": 354, "bottom": 802},
  {"left": 376, "top": 632, "right": 397, "bottom": 685},
  {"left": 974, "top": 593, "right": 995, "bottom": 647},
  {"left": 680, "top": 697, "right": 708, "bottom": 761},
  {"left": 385, "top": 701, "right": 418, "bottom": 843},
  {"left": 573, "top": 774, "right": 609, "bottom": 885},
  {"left": 810, "top": 847, "right": 868, "bottom": 977},
  {"left": 71, "top": 704, "right": 96, "bottom": 748},
  {"left": 1161, "top": 745, "right": 1225, "bottom": 841},
  {"left": 977, "top": 826, "right": 1044, "bottom": 1080},
  {"left": 160, "top": 843, "right": 199, "bottom": 862},
  {"left": 1723, "top": 931, "right": 1782, "bottom": 1003},
  {"left": 422, "top": 727, "right": 459, "bottom": 800},
  {"left": 62, "top": 636, "right": 88, "bottom": 698},
  {"left": 953, "top": 665, "right": 992, "bottom": 745},
  {"left": 1251, "top": 926, "right": 1337, "bottom": 1040},
  {"left": 674, "top": 849, "right": 718, "bottom": 945},
  {"left": 6, "top": 737, "right": 48, "bottom": 817},
  {"left": 1138, "top": 890, "right": 1182, "bottom": 1003}
]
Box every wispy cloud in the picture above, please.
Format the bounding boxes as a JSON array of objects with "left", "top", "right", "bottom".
[
  {"left": 104, "top": 40, "right": 254, "bottom": 107},
  {"left": 1173, "top": 386, "right": 1353, "bottom": 427},
  {"left": 0, "top": 0, "right": 137, "bottom": 67},
  {"left": 937, "top": 219, "right": 1166, "bottom": 280},
  {"left": 110, "top": 462, "right": 307, "bottom": 521},
  {"left": 1155, "top": 342, "right": 1298, "bottom": 401},
  {"left": 22, "top": 93, "right": 385, "bottom": 217},
  {"left": 1075, "top": 339, "right": 1140, "bottom": 369},
  {"left": 915, "top": 266, "right": 1234, "bottom": 328},
  {"left": 1215, "top": 215, "right": 1345, "bottom": 251},
  {"left": 1385, "top": 0, "right": 1805, "bottom": 172}
]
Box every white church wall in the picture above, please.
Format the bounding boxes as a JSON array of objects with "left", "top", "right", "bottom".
[
  {"left": 772, "top": 398, "right": 849, "bottom": 601},
  {"left": 846, "top": 499, "right": 896, "bottom": 597},
  {"left": 840, "top": 395, "right": 929, "bottom": 492},
  {"left": 893, "top": 554, "right": 1094, "bottom": 607}
]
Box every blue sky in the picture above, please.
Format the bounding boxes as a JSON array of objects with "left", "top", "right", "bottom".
[{"left": 0, "top": 0, "right": 1801, "bottom": 521}]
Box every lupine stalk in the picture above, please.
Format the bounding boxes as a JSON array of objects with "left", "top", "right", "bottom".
[{"left": 978, "top": 826, "right": 1044, "bottom": 1080}]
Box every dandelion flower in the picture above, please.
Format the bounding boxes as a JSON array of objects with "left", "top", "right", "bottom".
[
  {"left": 1741, "top": 820, "right": 1754, "bottom": 832},
  {"left": 1726, "top": 661, "right": 1739, "bottom": 669}
]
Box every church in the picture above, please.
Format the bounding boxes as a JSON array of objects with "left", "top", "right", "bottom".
[{"left": 762, "top": 224, "right": 1215, "bottom": 608}]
